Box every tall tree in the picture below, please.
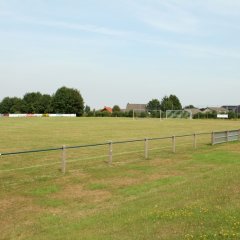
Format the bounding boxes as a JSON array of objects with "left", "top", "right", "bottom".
[
  {"left": 112, "top": 105, "right": 121, "bottom": 112},
  {"left": 184, "top": 105, "right": 195, "bottom": 109},
  {"left": 84, "top": 105, "right": 91, "bottom": 114},
  {"left": 146, "top": 99, "right": 160, "bottom": 112},
  {"left": 23, "top": 92, "right": 42, "bottom": 113},
  {"left": 39, "top": 94, "right": 53, "bottom": 113},
  {"left": 160, "top": 96, "right": 173, "bottom": 111},
  {"left": 10, "top": 97, "right": 24, "bottom": 113},
  {"left": 169, "top": 95, "right": 182, "bottom": 110},
  {"left": 0, "top": 97, "right": 24, "bottom": 113},
  {"left": 161, "top": 95, "right": 182, "bottom": 111},
  {"left": 52, "top": 86, "right": 84, "bottom": 116},
  {"left": 0, "top": 97, "right": 13, "bottom": 113}
]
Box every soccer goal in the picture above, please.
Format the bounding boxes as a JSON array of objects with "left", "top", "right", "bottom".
[
  {"left": 148, "top": 110, "right": 163, "bottom": 120},
  {"left": 166, "top": 110, "right": 192, "bottom": 119},
  {"left": 132, "top": 109, "right": 148, "bottom": 120}
]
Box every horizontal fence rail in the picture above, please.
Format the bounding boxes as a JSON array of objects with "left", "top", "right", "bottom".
[{"left": 0, "top": 130, "right": 239, "bottom": 174}]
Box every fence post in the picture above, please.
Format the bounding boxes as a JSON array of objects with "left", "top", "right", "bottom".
[
  {"left": 193, "top": 133, "right": 197, "bottom": 149},
  {"left": 61, "top": 145, "right": 66, "bottom": 174},
  {"left": 144, "top": 138, "right": 148, "bottom": 159},
  {"left": 108, "top": 141, "right": 113, "bottom": 165},
  {"left": 172, "top": 136, "right": 176, "bottom": 153}
]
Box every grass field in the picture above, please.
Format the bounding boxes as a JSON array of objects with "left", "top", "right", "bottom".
[{"left": 0, "top": 118, "right": 240, "bottom": 239}]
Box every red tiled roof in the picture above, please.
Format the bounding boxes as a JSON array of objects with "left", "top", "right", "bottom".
[{"left": 101, "top": 106, "right": 112, "bottom": 113}]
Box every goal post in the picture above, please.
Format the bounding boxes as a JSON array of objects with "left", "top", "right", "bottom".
[
  {"left": 132, "top": 109, "right": 148, "bottom": 120},
  {"left": 166, "top": 110, "right": 192, "bottom": 119},
  {"left": 148, "top": 110, "right": 163, "bottom": 120}
]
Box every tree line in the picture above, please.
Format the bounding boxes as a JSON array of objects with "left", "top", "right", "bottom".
[
  {"left": 0, "top": 87, "right": 84, "bottom": 116},
  {"left": 84, "top": 95, "right": 182, "bottom": 118},
  {"left": 0, "top": 86, "right": 184, "bottom": 117},
  {"left": 146, "top": 95, "right": 182, "bottom": 112}
]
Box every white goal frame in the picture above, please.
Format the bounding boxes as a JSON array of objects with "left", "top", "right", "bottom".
[{"left": 132, "top": 109, "right": 147, "bottom": 120}]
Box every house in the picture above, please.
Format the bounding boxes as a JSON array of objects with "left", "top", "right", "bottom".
[
  {"left": 101, "top": 106, "right": 112, "bottom": 113},
  {"left": 202, "top": 107, "right": 228, "bottom": 114},
  {"left": 222, "top": 105, "right": 238, "bottom": 112},
  {"left": 184, "top": 108, "right": 202, "bottom": 115},
  {"left": 126, "top": 103, "right": 146, "bottom": 112},
  {"left": 235, "top": 106, "right": 240, "bottom": 114}
]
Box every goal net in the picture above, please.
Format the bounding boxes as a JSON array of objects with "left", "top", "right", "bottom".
[{"left": 166, "top": 110, "right": 192, "bottom": 119}]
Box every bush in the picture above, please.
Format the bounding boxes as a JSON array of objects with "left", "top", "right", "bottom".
[
  {"left": 95, "top": 111, "right": 112, "bottom": 117},
  {"left": 140, "top": 112, "right": 147, "bottom": 118},
  {"left": 112, "top": 111, "right": 125, "bottom": 117},
  {"left": 86, "top": 111, "right": 94, "bottom": 117}
]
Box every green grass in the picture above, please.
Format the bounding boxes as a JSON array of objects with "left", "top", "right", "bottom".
[
  {"left": 0, "top": 118, "right": 240, "bottom": 239},
  {"left": 86, "top": 183, "right": 107, "bottom": 190},
  {"left": 119, "top": 176, "right": 185, "bottom": 196},
  {"left": 193, "top": 151, "right": 240, "bottom": 164},
  {"left": 27, "top": 185, "right": 61, "bottom": 197}
]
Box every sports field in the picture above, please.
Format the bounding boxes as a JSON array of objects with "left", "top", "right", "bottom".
[{"left": 0, "top": 118, "right": 240, "bottom": 239}]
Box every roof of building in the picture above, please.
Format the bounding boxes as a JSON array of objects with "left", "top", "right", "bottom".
[
  {"left": 222, "top": 105, "right": 238, "bottom": 111},
  {"left": 184, "top": 108, "right": 202, "bottom": 115},
  {"left": 222, "top": 105, "right": 238, "bottom": 108},
  {"left": 101, "top": 106, "right": 112, "bottom": 113},
  {"left": 204, "top": 107, "right": 228, "bottom": 113},
  {"left": 126, "top": 103, "right": 146, "bottom": 111}
]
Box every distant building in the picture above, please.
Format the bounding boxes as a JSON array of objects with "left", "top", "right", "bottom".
[
  {"left": 235, "top": 106, "right": 240, "bottom": 114},
  {"left": 101, "top": 106, "right": 112, "bottom": 113},
  {"left": 203, "top": 107, "right": 228, "bottom": 114},
  {"left": 222, "top": 105, "right": 238, "bottom": 112},
  {"left": 126, "top": 103, "right": 146, "bottom": 112},
  {"left": 184, "top": 108, "right": 202, "bottom": 115}
]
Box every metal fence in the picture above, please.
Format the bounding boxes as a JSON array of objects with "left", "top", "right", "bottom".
[
  {"left": 0, "top": 129, "right": 239, "bottom": 174},
  {"left": 212, "top": 130, "right": 240, "bottom": 145}
]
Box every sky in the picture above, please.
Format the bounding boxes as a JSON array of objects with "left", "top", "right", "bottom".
[{"left": 0, "top": 0, "right": 240, "bottom": 109}]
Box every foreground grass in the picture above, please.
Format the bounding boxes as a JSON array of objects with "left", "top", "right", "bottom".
[{"left": 0, "top": 118, "right": 240, "bottom": 239}]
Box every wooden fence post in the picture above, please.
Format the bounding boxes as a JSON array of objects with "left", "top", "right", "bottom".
[
  {"left": 193, "top": 133, "right": 197, "bottom": 149},
  {"left": 172, "top": 136, "right": 176, "bottom": 153},
  {"left": 61, "top": 145, "right": 66, "bottom": 174},
  {"left": 144, "top": 138, "right": 149, "bottom": 159},
  {"left": 108, "top": 141, "right": 113, "bottom": 165}
]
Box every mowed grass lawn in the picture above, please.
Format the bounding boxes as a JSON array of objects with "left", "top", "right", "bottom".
[{"left": 0, "top": 117, "right": 240, "bottom": 239}]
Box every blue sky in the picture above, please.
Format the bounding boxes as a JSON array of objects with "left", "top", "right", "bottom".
[{"left": 0, "top": 0, "right": 240, "bottom": 109}]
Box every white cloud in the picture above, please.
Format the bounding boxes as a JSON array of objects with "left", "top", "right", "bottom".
[
  {"left": 138, "top": 37, "right": 240, "bottom": 60},
  {"left": 125, "top": 0, "right": 240, "bottom": 35},
  {"left": 200, "top": 0, "right": 240, "bottom": 16},
  {"left": 125, "top": 0, "right": 199, "bottom": 34},
  {"left": 0, "top": 11, "right": 130, "bottom": 37},
  {"left": 33, "top": 20, "right": 129, "bottom": 37}
]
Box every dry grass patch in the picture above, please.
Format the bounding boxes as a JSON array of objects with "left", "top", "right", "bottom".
[{"left": 54, "top": 184, "right": 112, "bottom": 203}]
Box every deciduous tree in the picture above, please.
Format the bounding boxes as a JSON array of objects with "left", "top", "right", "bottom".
[{"left": 52, "top": 86, "right": 84, "bottom": 116}]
